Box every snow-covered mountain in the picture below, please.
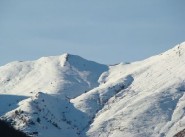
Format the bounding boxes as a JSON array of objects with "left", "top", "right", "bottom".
[{"left": 1, "top": 42, "right": 185, "bottom": 137}]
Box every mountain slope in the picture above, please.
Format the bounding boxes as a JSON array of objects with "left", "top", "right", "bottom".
[
  {"left": 1, "top": 42, "right": 185, "bottom": 137},
  {"left": 0, "top": 53, "right": 108, "bottom": 98},
  {"left": 79, "top": 42, "right": 185, "bottom": 137},
  {"left": 0, "top": 53, "right": 108, "bottom": 136}
]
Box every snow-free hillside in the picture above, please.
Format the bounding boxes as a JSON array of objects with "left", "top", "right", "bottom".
[{"left": 1, "top": 42, "right": 185, "bottom": 137}]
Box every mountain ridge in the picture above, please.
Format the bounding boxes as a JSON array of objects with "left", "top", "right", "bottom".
[{"left": 1, "top": 42, "right": 185, "bottom": 137}]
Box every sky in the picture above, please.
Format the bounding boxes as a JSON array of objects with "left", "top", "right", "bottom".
[{"left": 0, "top": 0, "right": 185, "bottom": 66}]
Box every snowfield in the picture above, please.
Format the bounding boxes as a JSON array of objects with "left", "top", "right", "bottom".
[{"left": 1, "top": 42, "right": 185, "bottom": 137}]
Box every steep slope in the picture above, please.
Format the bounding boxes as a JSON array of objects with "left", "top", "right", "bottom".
[
  {"left": 1, "top": 42, "right": 185, "bottom": 137},
  {"left": 71, "top": 42, "right": 185, "bottom": 137},
  {"left": 2, "top": 92, "right": 90, "bottom": 137}
]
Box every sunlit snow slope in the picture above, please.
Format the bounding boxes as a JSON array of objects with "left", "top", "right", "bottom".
[{"left": 1, "top": 42, "right": 185, "bottom": 137}]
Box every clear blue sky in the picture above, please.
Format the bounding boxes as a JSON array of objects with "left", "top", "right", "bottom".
[{"left": 0, "top": 0, "right": 185, "bottom": 65}]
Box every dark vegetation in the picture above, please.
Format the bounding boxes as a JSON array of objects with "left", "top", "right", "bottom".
[
  {"left": 174, "top": 129, "right": 185, "bottom": 137},
  {"left": 0, "top": 119, "right": 30, "bottom": 137}
]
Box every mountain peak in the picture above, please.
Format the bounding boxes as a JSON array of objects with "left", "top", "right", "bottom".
[
  {"left": 59, "top": 53, "right": 108, "bottom": 72},
  {"left": 1, "top": 42, "right": 185, "bottom": 137},
  {"left": 0, "top": 53, "right": 108, "bottom": 98}
]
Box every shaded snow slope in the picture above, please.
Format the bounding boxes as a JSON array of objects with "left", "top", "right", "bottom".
[
  {"left": 2, "top": 92, "right": 90, "bottom": 137},
  {"left": 1, "top": 42, "right": 185, "bottom": 137}
]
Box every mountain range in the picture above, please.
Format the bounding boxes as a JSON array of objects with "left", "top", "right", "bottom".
[{"left": 1, "top": 42, "right": 185, "bottom": 137}]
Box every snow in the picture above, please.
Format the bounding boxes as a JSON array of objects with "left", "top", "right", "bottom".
[
  {"left": 1, "top": 42, "right": 185, "bottom": 137},
  {"left": 0, "top": 53, "right": 108, "bottom": 98}
]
